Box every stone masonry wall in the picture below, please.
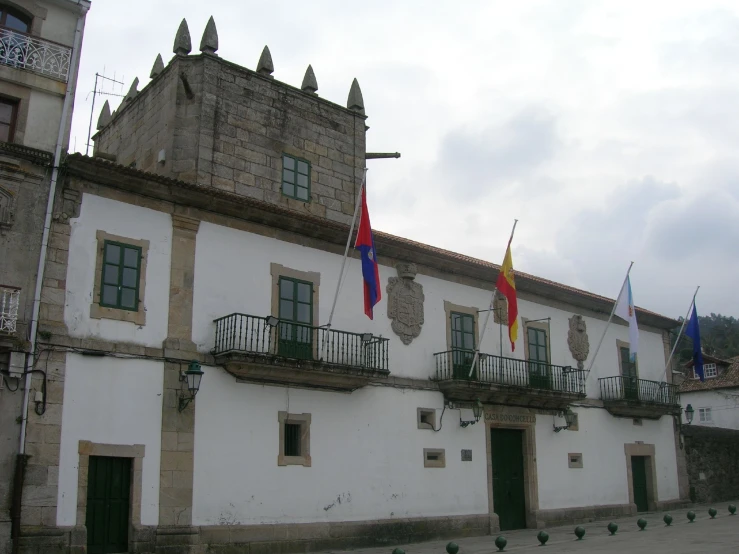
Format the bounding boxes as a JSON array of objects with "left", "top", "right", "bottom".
[
  {"left": 682, "top": 425, "right": 739, "bottom": 503},
  {"left": 95, "top": 54, "right": 366, "bottom": 226}
]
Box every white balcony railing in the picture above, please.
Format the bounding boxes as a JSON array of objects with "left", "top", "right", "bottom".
[
  {"left": 0, "top": 286, "right": 20, "bottom": 333},
  {"left": 0, "top": 26, "right": 71, "bottom": 82}
]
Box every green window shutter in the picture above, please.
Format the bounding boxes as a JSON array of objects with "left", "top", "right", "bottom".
[
  {"left": 527, "top": 327, "right": 548, "bottom": 363},
  {"left": 281, "top": 154, "right": 311, "bottom": 201},
  {"left": 450, "top": 312, "right": 475, "bottom": 351},
  {"left": 277, "top": 277, "right": 314, "bottom": 360},
  {"left": 100, "top": 240, "right": 142, "bottom": 311}
]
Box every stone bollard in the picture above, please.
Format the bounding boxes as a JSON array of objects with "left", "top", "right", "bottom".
[
  {"left": 536, "top": 531, "right": 549, "bottom": 545},
  {"left": 729, "top": 504, "right": 736, "bottom": 515},
  {"left": 446, "top": 542, "right": 459, "bottom": 554},
  {"left": 494, "top": 536, "right": 507, "bottom": 552},
  {"left": 663, "top": 514, "right": 673, "bottom": 526},
  {"left": 637, "top": 518, "right": 647, "bottom": 530},
  {"left": 687, "top": 510, "right": 696, "bottom": 522},
  {"left": 574, "top": 526, "right": 586, "bottom": 540},
  {"left": 708, "top": 508, "right": 717, "bottom": 519},
  {"left": 607, "top": 522, "right": 618, "bottom": 535}
]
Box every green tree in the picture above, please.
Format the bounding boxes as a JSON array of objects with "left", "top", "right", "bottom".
[{"left": 672, "top": 313, "right": 739, "bottom": 363}]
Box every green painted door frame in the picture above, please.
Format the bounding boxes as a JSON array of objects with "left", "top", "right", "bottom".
[
  {"left": 86, "top": 456, "right": 131, "bottom": 554},
  {"left": 490, "top": 428, "right": 527, "bottom": 531}
]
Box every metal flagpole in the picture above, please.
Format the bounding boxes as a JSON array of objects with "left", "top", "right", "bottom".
[
  {"left": 469, "top": 219, "right": 518, "bottom": 378},
  {"left": 585, "top": 261, "right": 634, "bottom": 375},
  {"left": 660, "top": 286, "right": 700, "bottom": 382},
  {"left": 320, "top": 168, "right": 368, "bottom": 359}
]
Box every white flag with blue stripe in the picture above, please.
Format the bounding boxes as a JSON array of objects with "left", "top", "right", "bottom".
[{"left": 614, "top": 275, "right": 639, "bottom": 361}]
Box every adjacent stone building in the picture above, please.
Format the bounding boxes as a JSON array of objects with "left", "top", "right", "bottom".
[
  {"left": 13, "top": 14, "right": 691, "bottom": 554},
  {"left": 0, "top": 1, "right": 90, "bottom": 553}
]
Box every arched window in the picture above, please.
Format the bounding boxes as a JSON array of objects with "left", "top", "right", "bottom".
[{"left": 0, "top": 4, "right": 31, "bottom": 33}]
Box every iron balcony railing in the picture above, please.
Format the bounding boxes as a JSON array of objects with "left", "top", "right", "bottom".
[
  {"left": 599, "top": 376, "right": 679, "bottom": 406},
  {"left": 0, "top": 26, "right": 71, "bottom": 82},
  {"left": 433, "top": 348, "right": 586, "bottom": 395},
  {"left": 213, "top": 313, "right": 389, "bottom": 372},
  {"left": 0, "top": 285, "right": 20, "bottom": 333}
]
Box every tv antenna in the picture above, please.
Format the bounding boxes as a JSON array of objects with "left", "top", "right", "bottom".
[{"left": 85, "top": 71, "right": 125, "bottom": 156}]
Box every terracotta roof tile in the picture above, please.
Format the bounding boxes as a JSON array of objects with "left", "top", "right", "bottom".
[{"left": 679, "top": 356, "right": 739, "bottom": 392}]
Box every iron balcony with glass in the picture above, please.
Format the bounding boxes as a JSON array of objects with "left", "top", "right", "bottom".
[
  {"left": 432, "top": 348, "right": 587, "bottom": 410},
  {"left": 598, "top": 375, "right": 680, "bottom": 419},
  {"left": 212, "top": 313, "right": 390, "bottom": 391}
]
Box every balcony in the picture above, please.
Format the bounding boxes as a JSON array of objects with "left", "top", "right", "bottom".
[
  {"left": 432, "top": 349, "right": 586, "bottom": 410},
  {"left": 599, "top": 376, "right": 680, "bottom": 419},
  {"left": 0, "top": 26, "right": 71, "bottom": 82},
  {"left": 1, "top": 286, "right": 20, "bottom": 334},
  {"left": 212, "top": 313, "right": 390, "bottom": 392}
]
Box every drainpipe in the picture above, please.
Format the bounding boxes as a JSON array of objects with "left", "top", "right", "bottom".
[{"left": 13, "top": 3, "right": 89, "bottom": 551}]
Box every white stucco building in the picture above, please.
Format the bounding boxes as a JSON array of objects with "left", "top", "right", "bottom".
[
  {"left": 679, "top": 355, "right": 739, "bottom": 430},
  {"left": 14, "top": 16, "right": 689, "bottom": 554}
]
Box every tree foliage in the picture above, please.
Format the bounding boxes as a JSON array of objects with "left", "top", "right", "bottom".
[{"left": 673, "top": 313, "right": 739, "bottom": 362}]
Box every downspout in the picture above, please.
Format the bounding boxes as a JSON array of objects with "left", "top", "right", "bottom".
[{"left": 12, "top": 3, "right": 89, "bottom": 551}]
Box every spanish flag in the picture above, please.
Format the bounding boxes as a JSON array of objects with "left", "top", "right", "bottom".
[{"left": 496, "top": 245, "right": 518, "bottom": 351}]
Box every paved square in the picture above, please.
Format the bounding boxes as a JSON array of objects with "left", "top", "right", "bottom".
[{"left": 326, "top": 502, "right": 738, "bottom": 554}]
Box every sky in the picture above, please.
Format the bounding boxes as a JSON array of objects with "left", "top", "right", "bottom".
[{"left": 69, "top": 0, "right": 739, "bottom": 320}]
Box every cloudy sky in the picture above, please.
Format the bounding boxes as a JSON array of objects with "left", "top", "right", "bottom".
[{"left": 69, "top": 0, "right": 739, "bottom": 320}]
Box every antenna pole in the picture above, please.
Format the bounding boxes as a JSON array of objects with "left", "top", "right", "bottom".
[{"left": 85, "top": 72, "right": 99, "bottom": 156}]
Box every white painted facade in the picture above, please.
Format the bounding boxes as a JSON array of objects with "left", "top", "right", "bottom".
[
  {"left": 680, "top": 390, "right": 739, "bottom": 430},
  {"left": 57, "top": 194, "right": 683, "bottom": 532},
  {"left": 57, "top": 353, "right": 163, "bottom": 525}
]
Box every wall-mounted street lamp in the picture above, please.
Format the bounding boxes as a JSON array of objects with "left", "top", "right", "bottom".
[
  {"left": 460, "top": 399, "right": 484, "bottom": 428},
  {"left": 265, "top": 315, "right": 279, "bottom": 327},
  {"left": 553, "top": 407, "right": 577, "bottom": 433},
  {"left": 684, "top": 403, "right": 694, "bottom": 425},
  {"left": 178, "top": 360, "right": 204, "bottom": 412}
]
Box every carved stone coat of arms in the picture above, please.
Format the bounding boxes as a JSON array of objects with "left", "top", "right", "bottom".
[
  {"left": 386, "top": 263, "right": 425, "bottom": 345},
  {"left": 567, "top": 314, "right": 590, "bottom": 370}
]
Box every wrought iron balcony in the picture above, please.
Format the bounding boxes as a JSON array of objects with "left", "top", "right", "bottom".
[
  {"left": 0, "top": 26, "right": 71, "bottom": 82},
  {"left": 433, "top": 349, "right": 586, "bottom": 409},
  {"left": 213, "top": 313, "right": 390, "bottom": 391},
  {"left": 599, "top": 376, "right": 680, "bottom": 419},
  {"left": 0, "top": 285, "right": 20, "bottom": 334}
]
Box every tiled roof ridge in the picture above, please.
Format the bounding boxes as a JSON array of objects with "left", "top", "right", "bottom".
[{"left": 66, "top": 153, "right": 676, "bottom": 324}]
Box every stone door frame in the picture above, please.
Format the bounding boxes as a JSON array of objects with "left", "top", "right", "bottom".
[
  {"left": 484, "top": 407, "right": 540, "bottom": 531},
  {"left": 76, "top": 440, "right": 145, "bottom": 552},
  {"left": 623, "top": 443, "right": 658, "bottom": 512}
]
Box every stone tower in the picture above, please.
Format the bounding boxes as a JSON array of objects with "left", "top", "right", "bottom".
[{"left": 93, "top": 17, "right": 367, "bottom": 224}]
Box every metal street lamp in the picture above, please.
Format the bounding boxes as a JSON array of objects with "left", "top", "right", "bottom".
[
  {"left": 460, "top": 399, "right": 484, "bottom": 427},
  {"left": 684, "top": 403, "right": 694, "bottom": 425},
  {"left": 553, "top": 407, "right": 577, "bottom": 433},
  {"left": 178, "top": 360, "right": 204, "bottom": 412}
]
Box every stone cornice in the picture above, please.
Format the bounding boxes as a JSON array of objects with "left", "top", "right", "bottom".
[{"left": 63, "top": 154, "right": 678, "bottom": 331}]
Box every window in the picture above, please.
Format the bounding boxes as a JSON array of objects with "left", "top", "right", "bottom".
[
  {"left": 278, "top": 412, "right": 311, "bottom": 466},
  {"left": 698, "top": 407, "right": 712, "bottom": 423},
  {"left": 525, "top": 321, "right": 551, "bottom": 389},
  {"left": 0, "top": 5, "right": 32, "bottom": 33},
  {"left": 100, "top": 240, "right": 142, "bottom": 311},
  {"left": 568, "top": 453, "right": 583, "bottom": 469},
  {"left": 281, "top": 154, "right": 310, "bottom": 201},
  {"left": 423, "top": 448, "right": 446, "bottom": 468},
  {"left": 277, "top": 276, "right": 313, "bottom": 359},
  {"left": 451, "top": 311, "right": 475, "bottom": 379},
  {"left": 695, "top": 363, "right": 717, "bottom": 379},
  {"left": 0, "top": 97, "right": 18, "bottom": 143}
]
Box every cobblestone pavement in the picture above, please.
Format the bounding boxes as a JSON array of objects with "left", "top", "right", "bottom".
[{"left": 325, "top": 502, "right": 739, "bottom": 554}]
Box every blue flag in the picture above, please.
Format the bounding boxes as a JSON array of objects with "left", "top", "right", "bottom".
[{"left": 685, "top": 304, "right": 704, "bottom": 381}]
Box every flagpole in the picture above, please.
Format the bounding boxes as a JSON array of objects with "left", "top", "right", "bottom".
[
  {"left": 469, "top": 219, "right": 518, "bottom": 377},
  {"left": 660, "top": 286, "right": 700, "bottom": 382},
  {"left": 585, "top": 261, "right": 634, "bottom": 375},
  {"left": 321, "top": 168, "right": 368, "bottom": 359}
]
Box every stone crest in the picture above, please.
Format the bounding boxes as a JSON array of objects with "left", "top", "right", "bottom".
[
  {"left": 387, "top": 262, "right": 424, "bottom": 345},
  {"left": 567, "top": 314, "right": 590, "bottom": 370}
]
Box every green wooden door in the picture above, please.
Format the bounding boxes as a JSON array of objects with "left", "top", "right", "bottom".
[
  {"left": 631, "top": 456, "right": 649, "bottom": 512},
  {"left": 621, "top": 347, "right": 639, "bottom": 400},
  {"left": 527, "top": 327, "right": 551, "bottom": 390},
  {"left": 490, "top": 428, "right": 527, "bottom": 531},
  {"left": 277, "top": 277, "right": 313, "bottom": 359},
  {"left": 86, "top": 456, "right": 131, "bottom": 554},
  {"left": 451, "top": 312, "right": 476, "bottom": 379}
]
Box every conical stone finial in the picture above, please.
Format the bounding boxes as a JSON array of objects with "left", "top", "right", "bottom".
[
  {"left": 96, "top": 100, "right": 111, "bottom": 130},
  {"left": 301, "top": 65, "right": 318, "bottom": 94},
  {"left": 173, "top": 18, "right": 192, "bottom": 55},
  {"left": 199, "top": 16, "right": 218, "bottom": 54},
  {"left": 257, "top": 46, "right": 274, "bottom": 77},
  {"left": 347, "top": 78, "right": 365, "bottom": 114},
  {"left": 150, "top": 54, "right": 164, "bottom": 78},
  {"left": 123, "top": 77, "right": 139, "bottom": 102}
]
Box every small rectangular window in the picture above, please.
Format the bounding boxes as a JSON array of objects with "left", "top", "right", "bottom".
[
  {"left": 0, "top": 97, "right": 19, "bottom": 143},
  {"left": 284, "top": 423, "right": 301, "bottom": 456},
  {"left": 568, "top": 453, "right": 583, "bottom": 468},
  {"left": 699, "top": 407, "right": 712, "bottom": 422},
  {"left": 423, "top": 448, "right": 446, "bottom": 468},
  {"left": 99, "top": 240, "right": 141, "bottom": 311},
  {"left": 281, "top": 154, "right": 311, "bottom": 201}
]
